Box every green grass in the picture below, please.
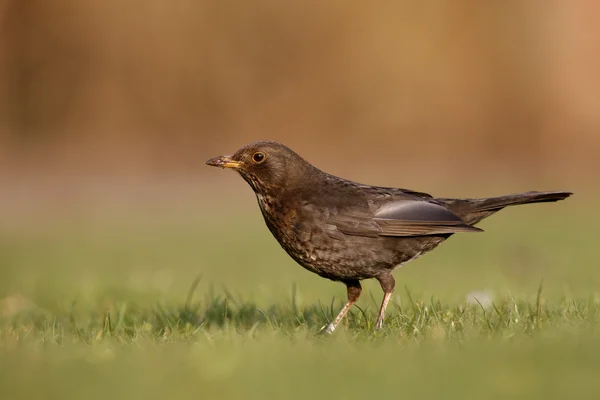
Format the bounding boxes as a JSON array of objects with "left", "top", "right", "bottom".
[{"left": 1, "top": 198, "right": 598, "bottom": 399}]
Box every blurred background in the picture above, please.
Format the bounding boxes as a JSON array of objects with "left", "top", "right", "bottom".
[
  {"left": 2, "top": 1, "right": 600, "bottom": 193},
  {"left": 2, "top": 3, "right": 600, "bottom": 398},
  {"left": 0, "top": 1, "right": 598, "bottom": 309}
]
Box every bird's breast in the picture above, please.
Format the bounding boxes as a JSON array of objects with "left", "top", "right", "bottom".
[
  {"left": 256, "top": 193, "right": 300, "bottom": 241},
  {"left": 256, "top": 194, "right": 320, "bottom": 257},
  {"left": 254, "top": 192, "right": 403, "bottom": 280}
]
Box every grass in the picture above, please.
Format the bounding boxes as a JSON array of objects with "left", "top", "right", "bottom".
[{"left": 1, "top": 196, "right": 598, "bottom": 399}]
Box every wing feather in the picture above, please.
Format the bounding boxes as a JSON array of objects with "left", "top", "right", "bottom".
[
  {"left": 373, "top": 200, "right": 482, "bottom": 236},
  {"left": 326, "top": 199, "right": 482, "bottom": 238}
]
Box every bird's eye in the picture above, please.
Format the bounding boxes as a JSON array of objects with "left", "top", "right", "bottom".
[{"left": 252, "top": 152, "right": 266, "bottom": 164}]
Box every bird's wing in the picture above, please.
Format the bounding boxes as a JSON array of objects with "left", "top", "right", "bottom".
[
  {"left": 326, "top": 200, "right": 482, "bottom": 238},
  {"left": 373, "top": 200, "right": 482, "bottom": 236},
  {"left": 389, "top": 187, "right": 434, "bottom": 199}
]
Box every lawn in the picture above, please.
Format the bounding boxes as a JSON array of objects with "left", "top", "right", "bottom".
[{"left": 0, "top": 194, "right": 597, "bottom": 400}]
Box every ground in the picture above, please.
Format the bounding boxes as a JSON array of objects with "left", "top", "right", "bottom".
[{"left": 0, "top": 197, "right": 597, "bottom": 400}]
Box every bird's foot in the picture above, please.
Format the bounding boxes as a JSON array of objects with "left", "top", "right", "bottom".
[
  {"left": 320, "top": 322, "right": 337, "bottom": 335},
  {"left": 374, "top": 319, "right": 384, "bottom": 331}
]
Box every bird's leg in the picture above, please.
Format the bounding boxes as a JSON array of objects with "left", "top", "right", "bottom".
[
  {"left": 323, "top": 280, "right": 362, "bottom": 334},
  {"left": 375, "top": 274, "right": 396, "bottom": 330}
]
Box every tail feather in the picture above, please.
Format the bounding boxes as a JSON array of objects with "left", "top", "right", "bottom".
[
  {"left": 438, "top": 190, "right": 573, "bottom": 226},
  {"left": 468, "top": 191, "right": 573, "bottom": 212}
]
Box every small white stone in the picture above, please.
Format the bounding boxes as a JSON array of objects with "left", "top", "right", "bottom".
[{"left": 466, "top": 290, "right": 494, "bottom": 308}]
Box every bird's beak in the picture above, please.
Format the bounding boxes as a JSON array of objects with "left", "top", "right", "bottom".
[{"left": 205, "top": 155, "right": 243, "bottom": 169}]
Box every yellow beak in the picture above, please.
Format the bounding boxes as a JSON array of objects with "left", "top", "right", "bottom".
[{"left": 205, "top": 155, "right": 243, "bottom": 169}]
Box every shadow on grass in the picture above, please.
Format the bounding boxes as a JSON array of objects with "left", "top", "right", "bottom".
[
  {"left": 2, "top": 297, "right": 338, "bottom": 342},
  {"left": 3, "top": 286, "right": 600, "bottom": 345}
]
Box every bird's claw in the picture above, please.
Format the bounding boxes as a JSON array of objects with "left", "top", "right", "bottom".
[{"left": 320, "top": 322, "right": 337, "bottom": 335}]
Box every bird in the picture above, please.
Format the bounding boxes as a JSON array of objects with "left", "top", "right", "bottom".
[{"left": 206, "top": 141, "right": 572, "bottom": 333}]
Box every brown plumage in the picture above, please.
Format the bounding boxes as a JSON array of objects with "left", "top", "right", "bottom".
[{"left": 206, "top": 141, "right": 572, "bottom": 333}]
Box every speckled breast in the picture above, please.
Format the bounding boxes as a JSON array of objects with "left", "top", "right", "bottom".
[{"left": 254, "top": 193, "right": 409, "bottom": 281}]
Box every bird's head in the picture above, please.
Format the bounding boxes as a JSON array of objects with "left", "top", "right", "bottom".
[{"left": 206, "top": 141, "right": 317, "bottom": 194}]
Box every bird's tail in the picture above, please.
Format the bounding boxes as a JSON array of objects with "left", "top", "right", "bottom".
[
  {"left": 465, "top": 191, "right": 573, "bottom": 213},
  {"left": 439, "top": 190, "right": 573, "bottom": 226}
]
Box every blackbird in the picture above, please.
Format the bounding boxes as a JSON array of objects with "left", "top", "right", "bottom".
[{"left": 206, "top": 141, "right": 572, "bottom": 333}]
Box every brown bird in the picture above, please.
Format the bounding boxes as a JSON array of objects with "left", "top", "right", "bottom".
[{"left": 206, "top": 141, "right": 572, "bottom": 333}]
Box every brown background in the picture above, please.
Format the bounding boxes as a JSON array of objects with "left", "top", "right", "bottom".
[{"left": 1, "top": 1, "right": 599, "bottom": 217}]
